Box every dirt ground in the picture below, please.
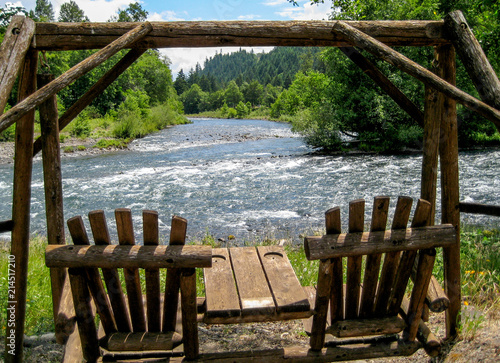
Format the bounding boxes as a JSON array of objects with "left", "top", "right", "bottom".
[{"left": 2, "top": 303, "right": 499, "bottom": 362}]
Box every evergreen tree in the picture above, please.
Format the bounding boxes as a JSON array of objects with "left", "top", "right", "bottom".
[
  {"left": 111, "top": 2, "right": 148, "bottom": 22},
  {"left": 30, "top": 0, "right": 54, "bottom": 22},
  {"left": 174, "top": 69, "right": 189, "bottom": 95},
  {"left": 59, "top": 1, "right": 89, "bottom": 22}
]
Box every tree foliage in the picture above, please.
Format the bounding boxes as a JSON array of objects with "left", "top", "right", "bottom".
[{"left": 59, "top": 1, "right": 89, "bottom": 22}]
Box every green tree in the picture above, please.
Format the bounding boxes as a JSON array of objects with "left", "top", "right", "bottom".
[
  {"left": 181, "top": 84, "right": 206, "bottom": 114},
  {"left": 224, "top": 80, "right": 243, "bottom": 107},
  {"left": 29, "top": 0, "right": 55, "bottom": 22},
  {"left": 242, "top": 80, "right": 263, "bottom": 106},
  {"left": 111, "top": 2, "right": 148, "bottom": 22},
  {"left": 0, "top": 3, "right": 27, "bottom": 28},
  {"left": 59, "top": 1, "right": 89, "bottom": 22},
  {"left": 174, "top": 69, "right": 189, "bottom": 95}
]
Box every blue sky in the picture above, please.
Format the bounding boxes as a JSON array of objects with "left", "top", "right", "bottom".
[{"left": 4, "top": 0, "right": 333, "bottom": 76}]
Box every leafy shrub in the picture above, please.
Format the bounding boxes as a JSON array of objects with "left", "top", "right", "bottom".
[{"left": 70, "top": 117, "right": 91, "bottom": 138}]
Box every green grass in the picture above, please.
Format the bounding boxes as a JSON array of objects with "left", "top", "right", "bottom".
[{"left": 0, "top": 226, "right": 498, "bottom": 337}]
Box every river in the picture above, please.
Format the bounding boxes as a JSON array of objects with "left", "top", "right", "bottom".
[{"left": 0, "top": 118, "right": 498, "bottom": 244}]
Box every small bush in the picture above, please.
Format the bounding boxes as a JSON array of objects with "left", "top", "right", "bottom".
[{"left": 70, "top": 117, "right": 91, "bottom": 138}]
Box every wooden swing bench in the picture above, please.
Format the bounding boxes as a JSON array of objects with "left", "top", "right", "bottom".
[{"left": 45, "top": 196, "right": 456, "bottom": 362}]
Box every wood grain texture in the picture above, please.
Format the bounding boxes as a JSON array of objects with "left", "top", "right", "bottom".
[
  {"left": 257, "top": 246, "right": 310, "bottom": 313},
  {"left": 88, "top": 210, "right": 131, "bottom": 332},
  {"left": 229, "top": 247, "right": 275, "bottom": 316},
  {"left": 345, "top": 199, "right": 365, "bottom": 319},
  {"left": 359, "top": 196, "right": 390, "bottom": 318},
  {"left": 33, "top": 20, "right": 447, "bottom": 50},
  {"left": 45, "top": 244, "right": 212, "bottom": 268},
  {"left": 143, "top": 210, "right": 161, "bottom": 332},
  {"left": 6, "top": 49, "right": 37, "bottom": 363},
  {"left": 445, "top": 10, "right": 500, "bottom": 132},
  {"left": 0, "top": 16, "right": 35, "bottom": 121},
  {"left": 203, "top": 248, "right": 241, "bottom": 320},
  {"left": 304, "top": 225, "right": 455, "bottom": 261},
  {"left": 163, "top": 216, "right": 188, "bottom": 332},
  {"left": 437, "top": 44, "right": 461, "bottom": 339}
]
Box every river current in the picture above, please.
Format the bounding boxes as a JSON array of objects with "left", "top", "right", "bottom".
[{"left": 0, "top": 118, "right": 498, "bottom": 244}]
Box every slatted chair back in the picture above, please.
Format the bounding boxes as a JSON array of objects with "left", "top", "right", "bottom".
[
  {"left": 45, "top": 209, "right": 211, "bottom": 362},
  {"left": 304, "top": 196, "right": 456, "bottom": 354}
]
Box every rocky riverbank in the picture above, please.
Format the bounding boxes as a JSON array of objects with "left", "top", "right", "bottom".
[{"left": 0, "top": 138, "right": 128, "bottom": 165}]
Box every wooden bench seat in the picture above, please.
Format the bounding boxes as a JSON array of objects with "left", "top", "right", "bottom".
[{"left": 203, "top": 246, "right": 312, "bottom": 324}]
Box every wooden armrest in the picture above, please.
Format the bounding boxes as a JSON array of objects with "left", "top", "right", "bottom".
[
  {"left": 45, "top": 245, "right": 212, "bottom": 268},
  {"left": 304, "top": 225, "right": 456, "bottom": 260}
]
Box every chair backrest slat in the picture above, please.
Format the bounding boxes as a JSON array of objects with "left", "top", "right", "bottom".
[
  {"left": 325, "top": 207, "right": 343, "bottom": 324},
  {"left": 374, "top": 196, "right": 413, "bottom": 315},
  {"left": 163, "top": 216, "right": 188, "bottom": 332},
  {"left": 115, "top": 208, "right": 147, "bottom": 332},
  {"left": 359, "top": 196, "right": 390, "bottom": 318},
  {"left": 143, "top": 210, "right": 161, "bottom": 332},
  {"left": 67, "top": 216, "right": 116, "bottom": 335},
  {"left": 388, "top": 199, "right": 431, "bottom": 315},
  {"left": 345, "top": 199, "right": 365, "bottom": 319},
  {"left": 89, "top": 210, "right": 131, "bottom": 332}
]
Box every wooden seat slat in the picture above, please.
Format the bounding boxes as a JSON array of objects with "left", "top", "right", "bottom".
[
  {"left": 230, "top": 247, "right": 276, "bottom": 316},
  {"left": 257, "top": 246, "right": 310, "bottom": 314},
  {"left": 204, "top": 248, "right": 241, "bottom": 320}
]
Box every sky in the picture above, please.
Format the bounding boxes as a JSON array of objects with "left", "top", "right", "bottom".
[{"left": 3, "top": 0, "right": 333, "bottom": 77}]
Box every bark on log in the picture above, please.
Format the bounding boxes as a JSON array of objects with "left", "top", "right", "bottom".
[
  {"left": 5, "top": 49, "right": 37, "bottom": 363},
  {"left": 33, "top": 20, "right": 448, "bottom": 50},
  {"left": 459, "top": 202, "right": 500, "bottom": 217},
  {"left": 445, "top": 10, "right": 500, "bottom": 132},
  {"left": 0, "top": 22, "right": 153, "bottom": 134},
  {"left": 45, "top": 244, "right": 212, "bottom": 268},
  {"left": 305, "top": 225, "right": 456, "bottom": 261},
  {"left": 0, "top": 16, "right": 35, "bottom": 115},
  {"left": 332, "top": 21, "right": 500, "bottom": 129}
]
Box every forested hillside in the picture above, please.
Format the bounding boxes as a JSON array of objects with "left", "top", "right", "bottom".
[{"left": 0, "top": 1, "right": 187, "bottom": 144}]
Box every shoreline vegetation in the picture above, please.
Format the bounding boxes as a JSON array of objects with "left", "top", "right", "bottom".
[{"left": 0, "top": 225, "right": 498, "bottom": 338}]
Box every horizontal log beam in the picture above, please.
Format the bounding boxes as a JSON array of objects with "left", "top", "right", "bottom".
[
  {"left": 45, "top": 244, "right": 212, "bottom": 269},
  {"left": 304, "top": 225, "right": 456, "bottom": 261},
  {"left": 0, "top": 219, "right": 14, "bottom": 233},
  {"left": 459, "top": 202, "right": 500, "bottom": 217},
  {"left": 34, "top": 20, "right": 448, "bottom": 50}
]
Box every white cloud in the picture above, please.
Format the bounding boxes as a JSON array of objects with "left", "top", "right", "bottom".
[
  {"left": 277, "top": 1, "right": 331, "bottom": 20},
  {"left": 262, "top": 0, "right": 289, "bottom": 6},
  {"left": 237, "top": 14, "right": 261, "bottom": 20},
  {"left": 148, "top": 10, "right": 187, "bottom": 22}
]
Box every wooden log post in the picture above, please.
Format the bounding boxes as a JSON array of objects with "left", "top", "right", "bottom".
[
  {"left": 5, "top": 49, "right": 37, "bottom": 363},
  {"left": 0, "top": 22, "right": 153, "bottom": 134},
  {"left": 339, "top": 47, "right": 424, "bottom": 127},
  {"left": 437, "top": 44, "right": 461, "bottom": 339},
  {"left": 0, "top": 16, "right": 35, "bottom": 115},
  {"left": 32, "top": 48, "right": 146, "bottom": 156},
  {"left": 445, "top": 10, "right": 500, "bottom": 132},
  {"left": 38, "top": 73, "right": 68, "bottom": 342},
  {"left": 332, "top": 21, "right": 500, "bottom": 129}
]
